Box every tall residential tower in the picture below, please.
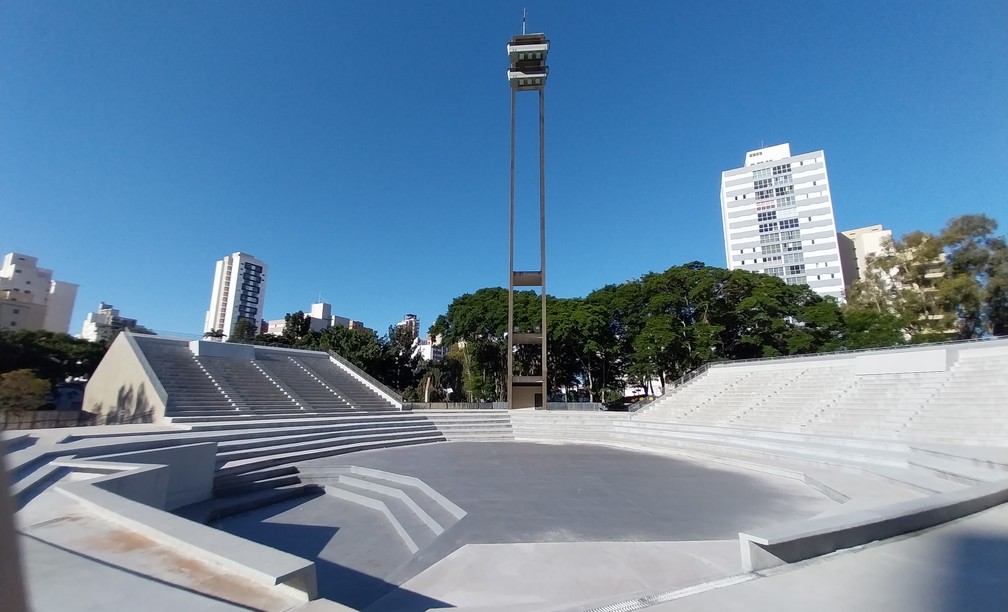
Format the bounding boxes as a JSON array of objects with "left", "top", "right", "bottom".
[
  {"left": 720, "top": 144, "right": 845, "bottom": 300},
  {"left": 203, "top": 252, "right": 268, "bottom": 338}
]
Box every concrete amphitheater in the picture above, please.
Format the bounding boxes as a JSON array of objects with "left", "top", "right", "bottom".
[{"left": 4, "top": 331, "right": 1008, "bottom": 611}]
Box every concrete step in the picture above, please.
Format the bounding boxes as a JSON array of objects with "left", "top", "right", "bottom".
[
  {"left": 176, "top": 484, "right": 323, "bottom": 523},
  {"left": 215, "top": 434, "right": 446, "bottom": 479}
]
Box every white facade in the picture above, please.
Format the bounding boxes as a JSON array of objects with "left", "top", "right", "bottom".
[
  {"left": 396, "top": 314, "right": 420, "bottom": 343},
  {"left": 720, "top": 144, "right": 846, "bottom": 300},
  {"left": 44, "top": 280, "right": 79, "bottom": 334},
  {"left": 838, "top": 225, "right": 893, "bottom": 288},
  {"left": 266, "top": 302, "right": 366, "bottom": 336},
  {"left": 0, "top": 252, "right": 78, "bottom": 333},
  {"left": 203, "top": 252, "right": 268, "bottom": 337},
  {"left": 80, "top": 302, "right": 153, "bottom": 343}
]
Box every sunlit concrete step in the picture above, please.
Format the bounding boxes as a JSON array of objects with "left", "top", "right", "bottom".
[{"left": 215, "top": 434, "right": 446, "bottom": 479}]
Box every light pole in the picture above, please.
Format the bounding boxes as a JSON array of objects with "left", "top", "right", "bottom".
[{"left": 506, "top": 31, "right": 549, "bottom": 409}]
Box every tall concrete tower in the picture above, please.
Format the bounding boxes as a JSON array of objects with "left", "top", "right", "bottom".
[{"left": 506, "top": 31, "right": 549, "bottom": 409}]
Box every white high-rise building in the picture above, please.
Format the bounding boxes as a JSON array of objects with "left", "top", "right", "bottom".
[
  {"left": 0, "top": 252, "right": 78, "bottom": 333},
  {"left": 203, "top": 252, "right": 268, "bottom": 338},
  {"left": 720, "top": 144, "right": 846, "bottom": 300}
]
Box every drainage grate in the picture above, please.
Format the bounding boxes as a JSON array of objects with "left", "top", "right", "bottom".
[{"left": 586, "top": 573, "right": 755, "bottom": 612}]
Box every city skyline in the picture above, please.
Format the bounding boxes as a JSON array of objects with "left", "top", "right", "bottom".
[{"left": 3, "top": 2, "right": 1006, "bottom": 337}]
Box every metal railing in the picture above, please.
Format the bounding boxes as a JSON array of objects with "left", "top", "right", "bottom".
[
  {"left": 407, "top": 402, "right": 507, "bottom": 411},
  {"left": 0, "top": 409, "right": 156, "bottom": 430},
  {"left": 326, "top": 350, "right": 403, "bottom": 405}
]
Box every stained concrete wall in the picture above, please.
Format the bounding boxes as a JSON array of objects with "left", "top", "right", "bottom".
[{"left": 82, "top": 332, "right": 166, "bottom": 423}]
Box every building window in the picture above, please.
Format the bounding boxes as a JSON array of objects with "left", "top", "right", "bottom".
[
  {"left": 754, "top": 178, "right": 772, "bottom": 190},
  {"left": 760, "top": 233, "right": 781, "bottom": 244},
  {"left": 763, "top": 255, "right": 782, "bottom": 263},
  {"left": 759, "top": 222, "right": 779, "bottom": 233},
  {"left": 757, "top": 211, "right": 777, "bottom": 222},
  {"left": 779, "top": 218, "right": 799, "bottom": 230},
  {"left": 766, "top": 267, "right": 785, "bottom": 277},
  {"left": 772, "top": 163, "right": 792, "bottom": 175},
  {"left": 762, "top": 244, "right": 782, "bottom": 254},
  {"left": 12, "top": 309, "right": 19, "bottom": 314},
  {"left": 784, "top": 241, "right": 803, "bottom": 252},
  {"left": 775, "top": 185, "right": 794, "bottom": 197},
  {"left": 783, "top": 253, "right": 804, "bottom": 264},
  {"left": 755, "top": 189, "right": 774, "bottom": 200}
]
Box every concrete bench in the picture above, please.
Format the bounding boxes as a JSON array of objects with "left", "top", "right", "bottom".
[
  {"left": 56, "top": 461, "right": 318, "bottom": 601},
  {"left": 739, "top": 478, "right": 1008, "bottom": 571}
]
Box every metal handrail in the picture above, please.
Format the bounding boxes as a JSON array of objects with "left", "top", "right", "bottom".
[{"left": 325, "top": 350, "right": 403, "bottom": 405}]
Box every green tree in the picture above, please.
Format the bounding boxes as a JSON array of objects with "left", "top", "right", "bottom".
[
  {"left": 0, "top": 329, "right": 108, "bottom": 382},
  {"left": 0, "top": 369, "right": 51, "bottom": 414},
  {"left": 229, "top": 318, "right": 258, "bottom": 343},
  {"left": 282, "top": 311, "right": 312, "bottom": 343},
  {"left": 937, "top": 214, "right": 1008, "bottom": 338}
]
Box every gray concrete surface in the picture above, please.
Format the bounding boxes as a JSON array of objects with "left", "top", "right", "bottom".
[
  {"left": 369, "top": 540, "right": 741, "bottom": 612},
  {"left": 647, "top": 502, "right": 1008, "bottom": 612},
  {"left": 19, "top": 500, "right": 300, "bottom": 612},
  {"left": 213, "top": 441, "right": 836, "bottom": 609}
]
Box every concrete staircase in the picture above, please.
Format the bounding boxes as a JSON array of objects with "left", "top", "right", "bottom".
[
  {"left": 198, "top": 356, "right": 305, "bottom": 414},
  {"left": 133, "top": 337, "right": 239, "bottom": 415},
  {"left": 295, "top": 354, "right": 399, "bottom": 411},
  {"left": 298, "top": 465, "right": 466, "bottom": 555}
]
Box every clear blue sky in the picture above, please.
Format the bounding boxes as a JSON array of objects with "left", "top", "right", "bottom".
[{"left": 3, "top": 1, "right": 1006, "bottom": 339}]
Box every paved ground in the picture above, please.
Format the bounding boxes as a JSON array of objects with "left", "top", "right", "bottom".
[
  {"left": 17, "top": 493, "right": 300, "bottom": 612},
  {"left": 646, "top": 502, "right": 1008, "bottom": 612},
  {"left": 213, "top": 441, "right": 837, "bottom": 609}
]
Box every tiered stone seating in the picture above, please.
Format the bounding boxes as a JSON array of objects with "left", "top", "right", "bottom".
[
  {"left": 730, "top": 365, "right": 856, "bottom": 432},
  {"left": 639, "top": 369, "right": 752, "bottom": 420},
  {"left": 254, "top": 353, "right": 356, "bottom": 412},
  {"left": 902, "top": 349, "right": 1008, "bottom": 444},
  {"left": 197, "top": 356, "right": 304, "bottom": 414},
  {"left": 805, "top": 371, "right": 949, "bottom": 438},
  {"left": 132, "top": 336, "right": 238, "bottom": 415},
  {"left": 294, "top": 353, "right": 399, "bottom": 411}
]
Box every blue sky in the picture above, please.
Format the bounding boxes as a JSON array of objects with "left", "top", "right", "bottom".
[{"left": 2, "top": 1, "right": 1006, "bottom": 339}]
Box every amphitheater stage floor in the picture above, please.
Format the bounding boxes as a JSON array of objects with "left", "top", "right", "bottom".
[{"left": 213, "top": 441, "right": 838, "bottom": 609}]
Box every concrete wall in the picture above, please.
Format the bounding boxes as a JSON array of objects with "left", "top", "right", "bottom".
[
  {"left": 189, "top": 339, "right": 255, "bottom": 359},
  {"left": 854, "top": 348, "right": 948, "bottom": 375},
  {"left": 92, "top": 442, "right": 217, "bottom": 510},
  {"left": 511, "top": 386, "right": 541, "bottom": 409},
  {"left": 82, "top": 333, "right": 166, "bottom": 423}
]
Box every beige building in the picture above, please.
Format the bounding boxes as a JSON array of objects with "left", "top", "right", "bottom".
[
  {"left": 838, "top": 225, "right": 893, "bottom": 288},
  {"left": 80, "top": 302, "right": 154, "bottom": 343},
  {"left": 267, "top": 302, "right": 372, "bottom": 337},
  {"left": 0, "top": 252, "right": 78, "bottom": 333}
]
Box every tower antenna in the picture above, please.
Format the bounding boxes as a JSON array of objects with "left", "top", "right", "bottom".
[{"left": 522, "top": 8, "right": 527, "bottom": 34}]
